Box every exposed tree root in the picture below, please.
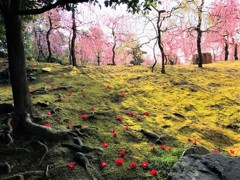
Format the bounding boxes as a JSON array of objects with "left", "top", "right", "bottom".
[
  {"left": 0, "top": 162, "right": 11, "bottom": 175},
  {"left": 30, "top": 86, "right": 72, "bottom": 95},
  {"left": 2, "top": 170, "right": 45, "bottom": 180},
  {"left": 23, "top": 140, "right": 48, "bottom": 165},
  {"left": 0, "top": 116, "right": 13, "bottom": 144}
]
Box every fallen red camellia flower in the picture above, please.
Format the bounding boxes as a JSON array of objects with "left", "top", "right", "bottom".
[
  {"left": 193, "top": 140, "right": 197, "bottom": 145},
  {"left": 141, "top": 161, "right": 148, "bottom": 169},
  {"left": 116, "top": 116, "right": 122, "bottom": 121},
  {"left": 44, "top": 123, "right": 51, "bottom": 127},
  {"left": 91, "top": 106, "right": 96, "bottom": 110},
  {"left": 106, "top": 85, "right": 110, "bottom": 89},
  {"left": 167, "top": 147, "right": 172, "bottom": 152},
  {"left": 130, "top": 162, "right": 137, "bottom": 169},
  {"left": 68, "top": 162, "right": 75, "bottom": 171},
  {"left": 119, "top": 151, "right": 125, "bottom": 157},
  {"left": 113, "top": 133, "right": 118, "bottom": 137},
  {"left": 68, "top": 92, "right": 72, "bottom": 96},
  {"left": 121, "top": 93, "right": 125, "bottom": 97},
  {"left": 101, "top": 161, "right": 107, "bottom": 168},
  {"left": 144, "top": 111, "right": 149, "bottom": 116},
  {"left": 47, "top": 111, "right": 51, "bottom": 115},
  {"left": 150, "top": 169, "right": 157, "bottom": 176},
  {"left": 51, "top": 85, "right": 55, "bottom": 89},
  {"left": 129, "top": 112, "right": 134, "bottom": 116},
  {"left": 61, "top": 73, "right": 65, "bottom": 77},
  {"left": 102, "top": 141, "right": 108, "bottom": 148},
  {"left": 213, "top": 149, "right": 219, "bottom": 153},
  {"left": 81, "top": 114, "right": 87, "bottom": 119},
  {"left": 124, "top": 125, "right": 129, "bottom": 130},
  {"left": 111, "top": 129, "right": 115, "bottom": 133},
  {"left": 160, "top": 145, "right": 166, "bottom": 150},
  {"left": 137, "top": 116, "right": 141, "bottom": 121},
  {"left": 67, "top": 124, "right": 71, "bottom": 129},
  {"left": 116, "top": 158, "right": 124, "bottom": 166},
  {"left": 230, "top": 150, "right": 235, "bottom": 155}
]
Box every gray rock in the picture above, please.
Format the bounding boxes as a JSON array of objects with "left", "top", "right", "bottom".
[
  {"left": 182, "top": 145, "right": 210, "bottom": 157},
  {"left": 168, "top": 153, "right": 240, "bottom": 180}
]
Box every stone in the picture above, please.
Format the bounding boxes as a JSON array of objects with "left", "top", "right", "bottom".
[
  {"left": 168, "top": 153, "right": 240, "bottom": 180},
  {"left": 182, "top": 145, "right": 210, "bottom": 157}
]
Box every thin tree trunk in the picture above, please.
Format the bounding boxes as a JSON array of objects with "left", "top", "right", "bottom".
[
  {"left": 3, "top": 7, "right": 33, "bottom": 119},
  {"left": 111, "top": 29, "right": 116, "bottom": 65},
  {"left": 46, "top": 15, "right": 53, "bottom": 62},
  {"left": 224, "top": 43, "right": 229, "bottom": 61},
  {"left": 234, "top": 44, "right": 238, "bottom": 60},
  {"left": 70, "top": 7, "right": 77, "bottom": 66},
  {"left": 196, "top": 0, "right": 204, "bottom": 68}
]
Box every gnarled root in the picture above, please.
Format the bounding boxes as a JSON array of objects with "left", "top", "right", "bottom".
[
  {"left": 2, "top": 170, "right": 45, "bottom": 180},
  {"left": 0, "top": 117, "right": 13, "bottom": 145}
]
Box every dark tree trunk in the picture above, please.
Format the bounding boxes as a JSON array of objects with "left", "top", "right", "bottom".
[
  {"left": 111, "top": 30, "right": 116, "bottom": 65},
  {"left": 3, "top": 6, "right": 33, "bottom": 119},
  {"left": 156, "top": 11, "right": 165, "bottom": 74},
  {"left": 224, "top": 43, "right": 229, "bottom": 61},
  {"left": 97, "top": 52, "right": 101, "bottom": 66},
  {"left": 196, "top": 0, "right": 204, "bottom": 68},
  {"left": 234, "top": 44, "right": 238, "bottom": 60},
  {"left": 70, "top": 7, "right": 77, "bottom": 66},
  {"left": 46, "top": 15, "right": 53, "bottom": 62}
]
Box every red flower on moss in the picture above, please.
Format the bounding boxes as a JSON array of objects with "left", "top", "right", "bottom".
[
  {"left": 101, "top": 161, "right": 107, "bottom": 168},
  {"left": 91, "top": 106, "right": 96, "bottom": 110},
  {"left": 141, "top": 161, "right": 148, "bottom": 169},
  {"left": 102, "top": 141, "right": 108, "bottom": 148},
  {"left": 124, "top": 125, "right": 129, "bottom": 130},
  {"left": 116, "top": 158, "right": 124, "bottom": 166},
  {"left": 47, "top": 111, "right": 51, "bottom": 115},
  {"left": 137, "top": 116, "right": 142, "bottom": 121},
  {"left": 113, "top": 133, "right": 118, "bottom": 138},
  {"left": 106, "top": 85, "right": 110, "bottom": 89},
  {"left": 119, "top": 151, "right": 125, "bottom": 157},
  {"left": 44, "top": 123, "right": 51, "bottom": 127},
  {"left": 160, "top": 145, "right": 166, "bottom": 150},
  {"left": 144, "top": 111, "right": 149, "bottom": 116},
  {"left": 121, "top": 93, "right": 125, "bottom": 97},
  {"left": 193, "top": 140, "right": 197, "bottom": 145},
  {"left": 61, "top": 73, "right": 65, "bottom": 77},
  {"left": 68, "top": 162, "right": 75, "bottom": 171},
  {"left": 150, "top": 169, "right": 157, "bottom": 176},
  {"left": 68, "top": 91, "right": 72, "bottom": 96},
  {"left": 111, "top": 129, "right": 115, "bottom": 133},
  {"left": 67, "top": 124, "right": 71, "bottom": 129},
  {"left": 81, "top": 114, "right": 87, "bottom": 119},
  {"left": 116, "top": 116, "right": 122, "bottom": 121},
  {"left": 129, "top": 112, "right": 134, "bottom": 117},
  {"left": 167, "top": 147, "right": 172, "bottom": 152},
  {"left": 130, "top": 162, "right": 137, "bottom": 169},
  {"left": 230, "top": 150, "right": 235, "bottom": 155},
  {"left": 51, "top": 85, "right": 55, "bottom": 89},
  {"left": 213, "top": 149, "right": 219, "bottom": 153}
]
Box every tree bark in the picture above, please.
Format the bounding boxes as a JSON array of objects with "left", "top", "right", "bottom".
[
  {"left": 111, "top": 30, "right": 116, "bottom": 65},
  {"left": 224, "top": 43, "right": 229, "bottom": 61},
  {"left": 196, "top": 0, "right": 204, "bottom": 68},
  {"left": 46, "top": 15, "right": 53, "bottom": 62},
  {"left": 70, "top": 7, "right": 77, "bottom": 66},
  {"left": 3, "top": 3, "right": 33, "bottom": 119},
  {"left": 234, "top": 44, "right": 238, "bottom": 60}
]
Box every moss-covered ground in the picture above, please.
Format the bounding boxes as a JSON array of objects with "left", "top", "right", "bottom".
[{"left": 0, "top": 60, "right": 240, "bottom": 179}]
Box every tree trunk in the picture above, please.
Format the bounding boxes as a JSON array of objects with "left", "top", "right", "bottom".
[
  {"left": 46, "top": 15, "right": 53, "bottom": 62},
  {"left": 97, "top": 52, "right": 100, "bottom": 66},
  {"left": 224, "top": 43, "right": 229, "bottom": 61},
  {"left": 70, "top": 7, "right": 77, "bottom": 66},
  {"left": 234, "top": 44, "right": 238, "bottom": 60},
  {"left": 3, "top": 8, "right": 33, "bottom": 119},
  {"left": 111, "top": 30, "right": 116, "bottom": 65}
]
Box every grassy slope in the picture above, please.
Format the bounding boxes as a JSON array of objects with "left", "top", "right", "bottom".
[{"left": 0, "top": 60, "right": 240, "bottom": 179}]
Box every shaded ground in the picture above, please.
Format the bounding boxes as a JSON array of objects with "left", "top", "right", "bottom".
[{"left": 0, "top": 59, "right": 240, "bottom": 179}]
